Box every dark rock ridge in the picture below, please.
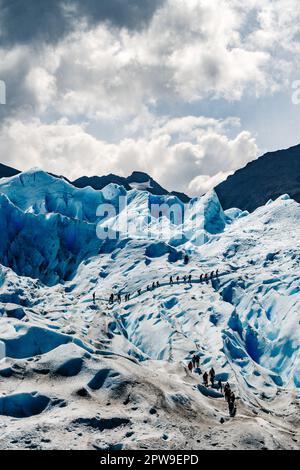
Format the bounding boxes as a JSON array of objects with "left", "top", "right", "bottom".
[
  {"left": 215, "top": 143, "right": 300, "bottom": 212},
  {"left": 0, "top": 163, "right": 20, "bottom": 178},
  {"left": 73, "top": 171, "right": 191, "bottom": 203}
]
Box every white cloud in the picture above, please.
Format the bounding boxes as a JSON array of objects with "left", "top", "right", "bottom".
[
  {"left": 0, "top": 0, "right": 299, "bottom": 193},
  {"left": 188, "top": 172, "right": 232, "bottom": 195},
  {"left": 2, "top": 0, "right": 295, "bottom": 120},
  {"left": 0, "top": 115, "right": 259, "bottom": 195}
]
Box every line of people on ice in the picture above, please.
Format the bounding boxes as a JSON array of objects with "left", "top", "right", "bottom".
[
  {"left": 187, "top": 357, "right": 236, "bottom": 417},
  {"left": 224, "top": 382, "right": 237, "bottom": 417},
  {"left": 105, "top": 269, "right": 220, "bottom": 304},
  {"left": 169, "top": 270, "right": 219, "bottom": 287}
]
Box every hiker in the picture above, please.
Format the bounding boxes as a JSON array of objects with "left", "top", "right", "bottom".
[
  {"left": 109, "top": 293, "right": 114, "bottom": 304},
  {"left": 177, "top": 276, "right": 180, "bottom": 284},
  {"left": 228, "top": 400, "right": 235, "bottom": 416},
  {"left": 209, "top": 367, "right": 215, "bottom": 387},
  {"left": 152, "top": 282, "right": 156, "bottom": 290},
  {"left": 192, "top": 355, "right": 197, "bottom": 368},
  {"left": 195, "top": 355, "right": 200, "bottom": 368},
  {"left": 93, "top": 292, "right": 96, "bottom": 304},
  {"left": 224, "top": 383, "right": 231, "bottom": 402},
  {"left": 184, "top": 254, "right": 189, "bottom": 265},
  {"left": 147, "top": 285, "right": 150, "bottom": 292},
  {"left": 217, "top": 379, "right": 223, "bottom": 393},
  {"left": 138, "top": 289, "right": 142, "bottom": 296},
  {"left": 200, "top": 274, "right": 203, "bottom": 283},
  {"left": 117, "top": 293, "right": 121, "bottom": 303},
  {"left": 228, "top": 393, "right": 236, "bottom": 417},
  {"left": 188, "top": 274, "right": 192, "bottom": 284},
  {"left": 188, "top": 361, "right": 193, "bottom": 372},
  {"left": 216, "top": 269, "right": 219, "bottom": 277},
  {"left": 170, "top": 276, "right": 174, "bottom": 285},
  {"left": 210, "top": 271, "right": 214, "bottom": 280},
  {"left": 204, "top": 273, "right": 209, "bottom": 283},
  {"left": 183, "top": 275, "right": 187, "bottom": 283},
  {"left": 203, "top": 371, "right": 209, "bottom": 387},
  {"left": 156, "top": 281, "right": 160, "bottom": 288},
  {"left": 128, "top": 293, "right": 131, "bottom": 301}
]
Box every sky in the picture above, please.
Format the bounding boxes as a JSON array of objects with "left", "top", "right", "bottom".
[{"left": 1, "top": 0, "right": 300, "bottom": 195}]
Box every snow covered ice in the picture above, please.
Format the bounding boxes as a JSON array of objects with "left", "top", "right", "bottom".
[{"left": 0, "top": 169, "right": 299, "bottom": 450}]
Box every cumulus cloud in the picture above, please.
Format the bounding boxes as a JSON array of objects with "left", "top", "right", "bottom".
[
  {"left": 0, "top": 0, "right": 299, "bottom": 194},
  {"left": 2, "top": 0, "right": 300, "bottom": 119},
  {"left": 0, "top": 115, "right": 259, "bottom": 195},
  {"left": 188, "top": 172, "right": 232, "bottom": 195},
  {"left": 0, "top": 0, "right": 286, "bottom": 119}
]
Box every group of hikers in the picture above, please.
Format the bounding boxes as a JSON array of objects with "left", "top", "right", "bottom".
[
  {"left": 104, "top": 269, "right": 220, "bottom": 305},
  {"left": 170, "top": 269, "right": 219, "bottom": 287},
  {"left": 187, "top": 356, "right": 237, "bottom": 417},
  {"left": 224, "top": 382, "right": 237, "bottom": 417}
]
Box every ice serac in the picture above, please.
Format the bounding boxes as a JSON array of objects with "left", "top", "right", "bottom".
[
  {"left": 201, "top": 189, "right": 226, "bottom": 234},
  {"left": 0, "top": 190, "right": 102, "bottom": 286}
]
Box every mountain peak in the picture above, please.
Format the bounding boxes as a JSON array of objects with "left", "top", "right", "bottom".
[{"left": 215, "top": 143, "right": 300, "bottom": 212}]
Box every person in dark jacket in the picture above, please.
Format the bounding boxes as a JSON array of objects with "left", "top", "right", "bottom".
[
  {"left": 224, "top": 383, "right": 231, "bottom": 402},
  {"left": 209, "top": 367, "right": 215, "bottom": 387},
  {"left": 203, "top": 371, "right": 209, "bottom": 387}
]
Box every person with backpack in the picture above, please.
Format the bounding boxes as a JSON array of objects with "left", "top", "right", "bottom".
[
  {"left": 224, "top": 383, "right": 231, "bottom": 402},
  {"left": 170, "top": 276, "right": 174, "bottom": 285},
  {"left": 209, "top": 367, "right": 215, "bottom": 387},
  {"left": 203, "top": 371, "right": 209, "bottom": 387}
]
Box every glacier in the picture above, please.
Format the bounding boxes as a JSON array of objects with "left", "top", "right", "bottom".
[{"left": 0, "top": 169, "right": 299, "bottom": 450}]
